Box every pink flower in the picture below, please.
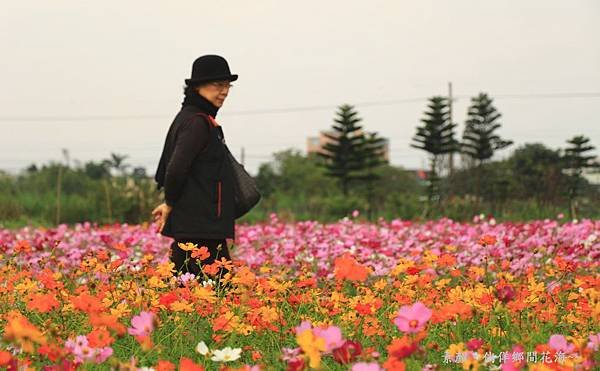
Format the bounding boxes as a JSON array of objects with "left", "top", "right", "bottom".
[
  {"left": 548, "top": 335, "right": 575, "bottom": 354},
  {"left": 351, "top": 362, "right": 383, "bottom": 371},
  {"left": 94, "top": 347, "right": 113, "bottom": 363},
  {"left": 128, "top": 311, "right": 155, "bottom": 337},
  {"left": 393, "top": 301, "right": 432, "bottom": 333},
  {"left": 587, "top": 333, "right": 600, "bottom": 351},
  {"left": 313, "top": 326, "right": 344, "bottom": 352}
]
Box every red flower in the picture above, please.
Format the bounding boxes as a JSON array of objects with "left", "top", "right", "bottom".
[
  {"left": 332, "top": 340, "right": 362, "bottom": 364},
  {"left": 159, "top": 292, "right": 179, "bottom": 308},
  {"left": 355, "top": 303, "right": 373, "bottom": 316},
  {"left": 496, "top": 285, "right": 516, "bottom": 303},
  {"left": 287, "top": 357, "right": 306, "bottom": 371},
  {"left": 387, "top": 336, "right": 418, "bottom": 359},
  {"left": 406, "top": 267, "right": 421, "bottom": 275},
  {"left": 466, "top": 338, "right": 484, "bottom": 351}
]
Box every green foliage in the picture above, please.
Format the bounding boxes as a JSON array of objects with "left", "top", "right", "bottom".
[
  {"left": 251, "top": 150, "right": 424, "bottom": 222},
  {"left": 317, "top": 104, "right": 371, "bottom": 195},
  {"left": 461, "top": 93, "right": 512, "bottom": 163},
  {"left": 563, "top": 135, "right": 600, "bottom": 218},
  {"left": 508, "top": 143, "right": 568, "bottom": 203},
  {"left": 0, "top": 159, "right": 162, "bottom": 228},
  {"left": 411, "top": 96, "right": 459, "bottom": 213}
]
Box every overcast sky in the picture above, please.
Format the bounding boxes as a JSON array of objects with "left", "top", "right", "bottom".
[{"left": 1, "top": 0, "right": 599, "bottom": 175}]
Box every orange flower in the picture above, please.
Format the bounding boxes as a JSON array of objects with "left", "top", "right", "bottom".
[
  {"left": 382, "top": 356, "right": 406, "bottom": 371},
  {"left": 96, "top": 249, "right": 110, "bottom": 262},
  {"left": 431, "top": 301, "right": 473, "bottom": 323},
  {"left": 232, "top": 266, "right": 256, "bottom": 287},
  {"left": 437, "top": 253, "right": 457, "bottom": 267},
  {"left": 156, "top": 360, "right": 176, "bottom": 371},
  {"left": 179, "top": 357, "right": 205, "bottom": 371},
  {"left": 251, "top": 350, "right": 262, "bottom": 361},
  {"left": 13, "top": 240, "right": 32, "bottom": 253},
  {"left": 36, "top": 269, "right": 63, "bottom": 290},
  {"left": 203, "top": 263, "right": 220, "bottom": 276},
  {"left": 449, "top": 269, "right": 461, "bottom": 278},
  {"left": 135, "top": 335, "right": 154, "bottom": 351},
  {"left": 478, "top": 235, "right": 497, "bottom": 246},
  {"left": 191, "top": 246, "right": 210, "bottom": 261},
  {"left": 71, "top": 292, "right": 104, "bottom": 314},
  {"left": 87, "top": 327, "right": 114, "bottom": 348},
  {"left": 215, "top": 257, "right": 234, "bottom": 271},
  {"left": 3, "top": 314, "right": 47, "bottom": 353},
  {"left": 0, "top": 351, "right": 12, "bottom": 366},
  {"left": 38, "top": 343, "right": 65, "bottom": 362},
  {"left": 27, "top": 293, "right": 60, "bottom": 313},
  {"left": 88, "top": 313, "right": 127, "bottom": 336},
  {"left": 334, "top": 253, "right": 369, "bottom": 282},
  {"left": 178, "top": 242, "right": 197, "bottom": 252}
]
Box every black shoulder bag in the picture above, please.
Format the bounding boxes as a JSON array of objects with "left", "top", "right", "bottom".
[{"left": 197, "top": 113, "right": 261, "bottom": 219}]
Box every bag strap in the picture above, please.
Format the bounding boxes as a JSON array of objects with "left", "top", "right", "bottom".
[{"left": 193, "top": 112, "right": 220, "bottom": 128}]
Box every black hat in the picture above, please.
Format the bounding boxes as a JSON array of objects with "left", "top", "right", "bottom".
[{"left": 185, "top": 55, "right": 238, "bottom": 85}]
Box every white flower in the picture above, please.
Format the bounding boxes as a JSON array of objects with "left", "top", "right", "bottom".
[
  {"left": 138, "top": 368, "right": 155, "bottom": 371},
  {"left": 202, "top": 279, "right": 215, "bottom": 287},
  {"left": 210, "top": 347, "right": 241, "bottom": 362},
  {"left": 196, "top": 341, "right": 210, "bottom": 356}
]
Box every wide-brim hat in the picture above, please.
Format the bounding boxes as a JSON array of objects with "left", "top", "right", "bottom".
[{"left": 185, "top": 54, "right": 238, "bottom": 85}]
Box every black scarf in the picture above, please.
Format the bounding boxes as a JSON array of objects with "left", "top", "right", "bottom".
[
  {"left": 181, "top": 91, "right": 220, "bottom": 118},
  {"left": 154, "top": 92, "right": 220, "bottom": 190}
]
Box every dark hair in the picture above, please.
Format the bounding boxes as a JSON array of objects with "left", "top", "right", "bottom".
[{"left": 183, "top": 83, "right": 198, "bottom": 99}]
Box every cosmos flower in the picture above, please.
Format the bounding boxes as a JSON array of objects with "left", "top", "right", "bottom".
[
  {"left": 210, "top": 346, "right": 242, "bottom": 362},
  {"left": 548, "top": 334, "right": 576, "bottom": 354},
  {"left": 393, "top": 302, "right": 432, "bottom": 333},
  {"left": 128, "top": 311, "right": 155, "bottom": 337},
  {"left": 351, "top": 362, "right": 383, "bottom": 371}
]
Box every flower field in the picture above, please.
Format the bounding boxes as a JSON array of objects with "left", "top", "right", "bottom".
[{"left": 0, "top": 214, "right": 598, "bottom": 370}]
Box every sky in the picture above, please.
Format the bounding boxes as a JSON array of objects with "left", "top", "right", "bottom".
[{"left": 1, "top": 0, "right": 599, "bottom": 176}]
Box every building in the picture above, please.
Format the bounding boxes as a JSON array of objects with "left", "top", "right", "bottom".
[{"left": 306, "top": 130, "right": 390, "bottom": 161}]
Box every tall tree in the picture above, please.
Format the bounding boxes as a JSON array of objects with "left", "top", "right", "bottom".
[
  {"left": 461, "top": 93, "right": 512, "bottom": 204},
  {"left": 318, "top": 104, "right": 367, "bottom": 196},
  {"left": 358, "top": 132, "right": 388, "bottom": 220},
  {"left": 411, "top": 96, "right": 458, "bottom": 213},
  {"left": 563, "top": 135, "right": 599, "bottom": 219}
]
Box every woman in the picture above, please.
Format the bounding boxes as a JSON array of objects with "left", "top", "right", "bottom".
[{"left": 152, "top": 54, "right": 238, "bottom": 283}]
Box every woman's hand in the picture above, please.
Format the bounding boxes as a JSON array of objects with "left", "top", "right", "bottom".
[{"left": 152, "top": 203, "right": 173, "bottom": 233}]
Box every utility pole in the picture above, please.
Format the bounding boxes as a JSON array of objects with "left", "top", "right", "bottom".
[
  {"left": 448, "top": 82, "right": 454, "bottom": 176},
  {"left": 241, "top": 147, "right": 245, "bottom": 167}
]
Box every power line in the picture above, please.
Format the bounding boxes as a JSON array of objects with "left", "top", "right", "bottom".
[{"left": 1, "top": 91, "right": 599, "bottom": 122}]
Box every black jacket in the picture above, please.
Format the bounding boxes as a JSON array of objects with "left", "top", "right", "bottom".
[{"left": 155, "top": 96, "right": 235, "bottom": 240}]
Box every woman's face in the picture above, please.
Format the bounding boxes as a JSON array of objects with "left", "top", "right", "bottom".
[{"left": 196, "top": 80, "right": 232, "bottom": 108}]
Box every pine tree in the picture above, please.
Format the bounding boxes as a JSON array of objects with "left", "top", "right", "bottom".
[
  {"left": 317, "top": 104, "right": 367, "bottom": 196},
  {"left": 461, "top": 93, "right": 512, "bottom": 204},
  {"left": 358, "top": 132, "right": 388, "bottom": 220},
  {"left": 411, "top": 96, "right": 458, "bottom": 213},
  {"left": 563, "top": 135, "right": 599, "bottom": 219}
]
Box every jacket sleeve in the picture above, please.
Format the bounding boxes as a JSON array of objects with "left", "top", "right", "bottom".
[{"left": 164, "top": 115, "right": 210, "bottom": 206}]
